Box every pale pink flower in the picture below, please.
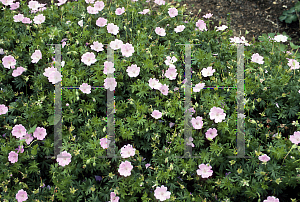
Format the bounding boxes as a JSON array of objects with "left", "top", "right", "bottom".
[
  {"left": 110, "top": 192, "right": 120, "bottom": 202},
  {"left": 165, "top": 67, "right": 178, "bottom": 80},
  {"left": 87, "top": 6, "right": 99, "bottom": 14},
  {"left": 263, "top": 196, "right": 280, "bottom": 202},
  {"left": 15, "top": 145, "right": 24, "bottom": 154},
  {"left": 168, "top": 7, "right": 178, "bottom": 18},
  {"left": 91, "top": 41, "right": 104, "bottom": 52},
  {"left": 174, "top": 25, "right": 185, "bottom": 33},
  {"left": 33, "top": 14, "right": 45, "bottom": 24},
  {"left": 126, "top": 64, "right": 140, "bottom": 77},
  {"left": 195, "top": 19, "right": 207, "bottom": 31},
  {"left": 164, "top": 56, "right": 177, "bottom": 66},
  {"left": 251, "top": 53, "right": 264, "bottom": 64},
  {"left": 100, "top": 137, "right": 111, "bottom": 149},
  {"left": 120, "top": 144, "right": 136, "bottom": 158},
  {"left": 10, "top": 2, "right": 19, "bottom": 10},
  {"left": 151, "top": 110, "right": 162, "bottom": 119},
  {"left": 290, "top": 131, "right": 300, "bottom": 145},
  {"left": 12, "top": 124, "right": 27, "bottom": 139},
  {"left": 57, "top": 0, "right": 67, "bottom": 6},
  {"left": 186, "top": 137, "right": 194, "bottom": 147},
  {"left": 205, "top": 128, "right": 218, "bottom": 140},
  {"left": 115, "top": 7, "right": 125, "bottom": 15},
  {"left": 193, "top": 82, "right": 205, "bottom": 92},
  {"left": 216, "top": 25, "right": 228, "bottom": 31},
  {"left": 31, "top": 49, "right": 42, "bottom": 63},
  {"left": 103, "top": 61, "right": 115, "bottom": 75},
  {"left": 197, "top": 164, "right": 213, "bottom": 178},
  {"left": 104, "top": 77, "right": 117, "bottom": 91},
  {"left": 201, "top": 66, "right": 215, "bottom": 77},
  {"left": 33, "top": 127, "right": 47, "bottom": 140},
  {"left": 16, "top": 189, "right": 28, "bottom": 202},
  {"left": 1, "top": 0, "right": 15, "bottom": 6},
  {"left": 78, "top": 20, "right": 83, "bottom": 27},
  {"left": 94, "top": 1, "right": 105, "bottom": 11},
  {"left": 154, "top": 0, "right": 165, "bottom": 6},
  {"left": 56, "top": 151, "right": 72, "bottom": 167},
  {"left": 81, "top": 52, "right": 97, "bottom": 66},
  {"left": 138, "top": 9, "right": 150, "bottom": 15},
  {"left": 79, "top": 83, "right": 91, "bottom": 94},
  {"left": 13, "top": 14, "right": 24, "bottom": 22},
  {"left": 155, "top": 27, "right": 166, "bottom": 36},
  {"left": 47, "top": 70, "right": 62, "bottom": 84},
  {"left": 28, "top": 0, "right": 41, "bottom": 10},
  {"left": 2, "top": 55, "right": 16, "bottom": 69},
  {"left": 20, "top": 133, "right": 34, "bottom": 145},
  {"left": 107, "top": 23, "right": 119, "bottom": 35},
  {"left": 121, "top": 43, "right": 135, "bottom": 57},
  {"left": 259, "top": 154, "right": 270, "bottom": 163},
  {"left": 230, "top": 36, "right": 242, "bottom": 44},
  {"left": 154, "top": 185, "right": 171, "bottom": 201},
  {"left": 286, "top": 58, "right": 299, "bottom": 70},
  {"left": 209, "top": 107, "right": 226, "bottom": 123},
  {"left": 274, "top": 34, "right": 288, "bottom": 43},
  {"left": 173, "top": 87, "right": 179, "bottom": 91},
  {"left": 203, "top": 13, "right": 213, "bottom": 18},
  {"left": 85, "top": 0, "right": 94, "bottom": 3},
  {"left": 8, "top": 151, "right": 18, "bottom": 163},
  {"left": 12, "top": 66, "right": 26, "bottom": 77},
  {"left": 159, "top": 84, "right": 169, "bottom": 96},
  {"left": 148, "top": 78, "right": 162, "bottom": 90},
  {"left": 96, "top": 17, "right": 107, "bottom": 27},
  {"left": 191, "top": 116, "right": 203, "bottom": 129},
  {"left": 118, "top": 161, "right": 133, "bottom": 177},
  {"left": 22, "top": 17, "right": 32, "bottom": 24},
  {"left": 62, "top": 41, "right": 67, "bottom": 48},
  {"left": 0, "top": 104, "right": 8, "bottom": 115},
  {"left": 110, "top": 39, "right": 123, "bottom": 50}
]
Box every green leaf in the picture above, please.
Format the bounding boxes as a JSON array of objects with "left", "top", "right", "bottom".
[
  {"left": 295, "top": 1, "right": 300, "bottom": 12},
  {"left": 27, "top": 124, "right": 37, "bottom": 134},
  {"left": 31, "top": 144, "right": 39, "bottom": 155},
  {"left": 47, "top": 114, "right": 60, "bottom": 125},
  {"left": 285, "top": 14, "right": 298, "bottom": 24},
  {"left": 290, "top": 42, "right": 300, "bottom": 50}
]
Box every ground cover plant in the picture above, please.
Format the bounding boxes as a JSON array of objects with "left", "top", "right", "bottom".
[{"left": 1, "top": 0, "right": 300, "bottom": 201}]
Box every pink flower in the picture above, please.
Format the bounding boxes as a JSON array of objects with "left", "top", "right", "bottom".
[
  {"left": 203, "top": 13, "right": 213, "bottom": 19},
  {"left": 274, "top": 34, "right": 288, "bottom": 43},
  {"left": 193, "top": 83, "right": 205, "bottom": 92},
  {"left": 201, "top": 66, "right": 215, "bottom": 77},
  {"left": 87, "top": 6, "right": 99, "bottom": 14},
  {"left": 56, "top": 151, "right": 72, "bottom": 167},
  {"left": 286, "top": 58, "right": 299, "bottom": 70},
  {"left": 290, "top": 131, "right": 300, "bottom": 145},
  {"left": 20, "top": 133, "right": 34, "bottom": 145},
  {"left": 121, "top": 43, "right": 135, "bottom": 57},
  {"left": 85, "top": 0, "right": 95, "bottom": 3},
  {"left": 155, "top": 27, "right": 166, "bottom": 36},
  {"left": 159, "top": 84, "right": 169, "bottom": 96},
  {"left": 13, "top": 14, "right": 24, "bottom": 22},
  {"left": 118, "top": 160, "right": 134, "bottom": 177},
  {"left": 33, "top": 127, "right": 47, "bottom": 140},
  {"left": 154, "top": 0, "right": 165, "bottom": 6},
  {"left": 138, "top": 9, "right": 150, "bottom": 15},
  {"left": 103, "top": 61, "right": 115, "bottom": 75},
  {"left": 12, "top": 66, "right": 26, "bottom": 77},
  {"left": 31, "top": 49, "right": 42, "bottom": 63},
  {"left": 1, "top": 0, "right": 15, "bottom": 6},
  {"left": 22, "top": 17, "right": 32, "bottom": 24},
  {"left": 195, "top": 19, "right": 207, "bottom": 31},
  {"left": 12, "top": 124, "right": 27, "bottom": 139},
  {"left": 2, "top": 55, "right": 16, "bottom": 69},
  {"left": 47, "top": 70, "right": 62, "bottom": 84},
  {"left": 107, "top": 23, "right": 119, "bottom": 35},
  {"left": 168, "top": 7, "right": 178, "bottom": 18},
  {"left": 96, "top": 17, "right": 107, "bottom": 27},
  {"left": 151, "top": 110, "right": 162, "bottom": 119},
  {"left": 79, "top": 83, "right": 91, "bottom": 94},
  {"left": 145, "top": 163, "right": 150, "bottom": 169},
  {"left": 164, "top": 56, "right": 177, "bottom": 66},
  {"left": 165, "top": 67, "right": 178, "bottom": 80},
  {"left": 196, "top": 163, "right": 213, "bottom": 178},
  {"left": 16, "top": 189, "right": 28, "bottom": 202},
  {"left": 90, "top": 41, "right": 104, "bottom": 52},
  {"left": 216, "top": 25, "right": 228, "bottom": 31},
  {"left": 126, "top": 64, "right": 140, "bottom": 77},
  {"left": 115, "top": 7, "right": 125, "bottom": 15},
  {"left": 154, "top": 185, "right": 171, "bottom": 201},
  {"left": 15, "top": 145, "right": 24, "bottom": 154},
  {"left": 148, "top": 78, "right": 162, "bottom": 90},
  {"left": 251, "top": 53, "right": 264, "bottom": 64},
  {"left": 259, "top": 154, "right": 270, "bottom": 163},
  {"left": 57, "top": 0, "right": 67, "bottom": 6},
  {"left": 28, "top": 0, "right": 41, "bottom": 10},
  {"left": 109, "top": 39, "right": 123, "bottom": 50},
  {"left": 81, "top": 52, "right": 97, "bottom": 66},
  {"left": 120, "top": 144, "right": 136, "bottom": 158},
  {"left": 174, "top": 25, "right": 185, "bottom": 33},
  {"left": 191, "top": 116, "right": 203, "bottom": 129},
  {"left": 104, "top": 77, "right": 117, "bottom": 91},
  {"left": 10, "top": 2, "right": 19, "bottom": 10},
  {"left": 0, "top": 104, "right": 8, "bottom": 115},
  {"left": 78, "top": 20, "right": 83, "bottom": 27},
  {"left": 33, "top": 14, "right": 45, "bottom": 24},
  {"left": 209, "top": 107, "right": 226, "bottom": 123},
  {"left": 173, "top": 87, "right": 179, "bottom": 91},
  {"left": 263, "top": 196, "right": 280, "bottom": 202},
  {"left": 100, "top": 137, "right": 111, "bottom": 149},
  {"left": 94, "top": 1, "right": 105, "bottom": 11},
  {"left": 205, "top": 128, "right": 218, "bottom": 140},
  {"left": 186, "top": 137, "right": 194, "bottom": 147},
  {"left": 110, "top": 192, "right": 120, "bottom": 202},
  {"left": 230, "top": 36, "right": 242, "bottom": 44},
  {"left": 8, "top": 151, "right": 18, "bottom": 163}
]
